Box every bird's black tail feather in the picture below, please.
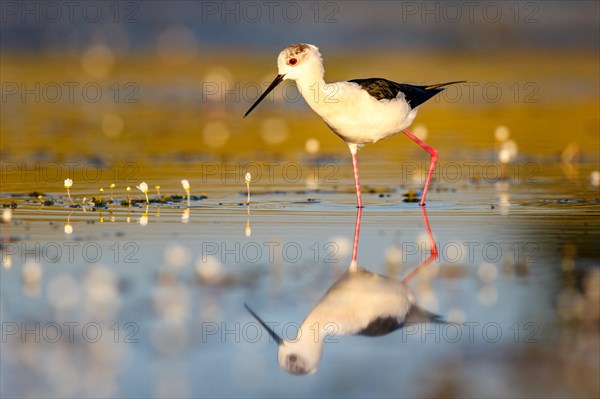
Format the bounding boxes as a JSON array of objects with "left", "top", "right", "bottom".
[
  {"left": 404, "top": 305, "right": 446, "bottom": 325},
  {"left": 399, "top": 80, "right": 465, "bottom": 108},
  {"left": 424, "top": 80, "right": 466, "bottom": 91}
]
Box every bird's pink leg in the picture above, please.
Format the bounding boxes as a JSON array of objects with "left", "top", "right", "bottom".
[
  {"left": 403, "top": 129, "right": 438, "bottom": 206},
  {"left": 351, "top": 150, "right": 364, "bottom": 208},
  {"left": 350, "top": 206, "right": 363, "bottom": 269},
  {"left": 402, "top": 206, "right": 439, "bottom": 283}
]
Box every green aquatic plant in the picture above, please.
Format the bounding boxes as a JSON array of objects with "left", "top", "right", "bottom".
[
  {"left": 245, "top": 173, "right": 252, "bottom": 205},
  {"left": 38, "top": 194, "right": 53, "bottom": 206},
  {"left": 64, "top": 178, "right": 74, "bottom": 206},
  {"left": 109, "top": 183, "right": 116, "bottom": 203},
  {"left": 137, "top": 182, "right": 149, "bottom": 205},
  {"left": 181, "top": 179, "right": 190, "bottom": 207}
]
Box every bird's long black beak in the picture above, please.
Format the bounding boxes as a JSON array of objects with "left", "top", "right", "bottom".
[
  {"left": 243, "top": 74, "right": 285, "bottom": 118},
  {"left": 244, "top": 303, "right": 283, "bottom": 345}
]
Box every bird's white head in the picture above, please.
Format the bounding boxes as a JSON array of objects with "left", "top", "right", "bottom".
[
  {"left": 276, "top": 43, "right": 324, "bottom": 82},
  {"left": 277, "top": 340, "right": 320, "bottom": 375},
  {"left": 244, "top": 43, "right": 323, "bottom": 118},
  {"left": 245, "top": 303, "right": 322, "bottom": 375}
]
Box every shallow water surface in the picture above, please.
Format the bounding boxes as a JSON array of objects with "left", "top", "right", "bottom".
[{"left": 1, "top": 152, "right": 599, "bottom": 398}]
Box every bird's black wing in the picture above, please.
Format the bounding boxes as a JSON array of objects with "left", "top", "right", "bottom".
[
  {"left": 356, "top": 306, "right": 445, "bottom": 337},
  {"left": 357, "top": 316, "right": 403, "bottom": 337},
  {"left": 349, "top": 78, "right": 405, "bottom": 101},
  {"left": 403, "top": 305, "right": 445, "bottom": 325},
  {"left": 349, "top": 78, "right": 464, "bottom": 108}
]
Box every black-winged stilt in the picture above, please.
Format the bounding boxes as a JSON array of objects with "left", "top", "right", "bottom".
[
  {"left": 244, "top": 207, "right": 441, "bottom": 375},
  {"left": 244, "top": 43, "right": 464, "bottom": 207}
]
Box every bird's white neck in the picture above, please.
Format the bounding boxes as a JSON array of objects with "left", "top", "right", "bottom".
[{"left": 293, "top": 72, "right": 333, "bottom": 115}]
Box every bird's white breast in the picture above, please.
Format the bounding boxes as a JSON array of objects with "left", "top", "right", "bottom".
[
  {"left": 305, "top": 269, "right": 414, "bottom": 335},
  {"left": 304, "top": 82, "right": 418, "bottom": 146}
]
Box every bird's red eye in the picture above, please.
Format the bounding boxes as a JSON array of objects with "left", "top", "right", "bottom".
[{"left": 289, "top": 58, "right": 297, "bottom": 66}]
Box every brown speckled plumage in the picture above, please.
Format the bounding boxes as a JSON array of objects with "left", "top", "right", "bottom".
[{"left": 287, "top": 43, "right": 310, "bottom": 56}]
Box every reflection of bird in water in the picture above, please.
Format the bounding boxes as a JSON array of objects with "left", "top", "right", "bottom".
[
  {"left": 244, "top": 43, "right": 464, "bottom": 207},
  {"left": 245, "top": 207, "right": 441, "bottom": 375}
]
